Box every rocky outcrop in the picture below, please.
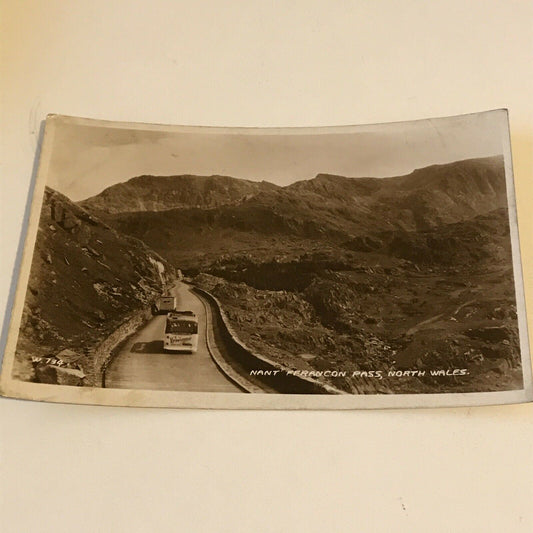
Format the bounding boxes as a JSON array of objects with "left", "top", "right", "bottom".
[
  {"left": 34, "top": 364, "right": 86, "bottom": 386},
  {"left": 465, "top": 326, "right": 511, "bottom": 342}
]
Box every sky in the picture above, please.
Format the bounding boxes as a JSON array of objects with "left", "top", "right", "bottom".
[{"left": 46, "top": 111, "right": 507, "bottom": 201}]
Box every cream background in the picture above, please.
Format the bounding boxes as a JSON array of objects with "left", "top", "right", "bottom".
[{"left": 1, "top": 1, "right": 532, "bottom": 531}]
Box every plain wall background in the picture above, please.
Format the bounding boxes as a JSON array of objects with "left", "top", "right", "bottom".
[{"left": 1, "top": 1, "right": 532, "bottom": 531}]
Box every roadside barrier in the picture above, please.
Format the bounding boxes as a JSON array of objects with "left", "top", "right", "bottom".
[
  {"left": 191, "top": 287, "right": 345, "bottom": 395},
  {"left": 97, "top": 307, "right": 153, "bottom": 387},
  {"left": 97, "top": 283, "right": 177, "bottom": 387}
]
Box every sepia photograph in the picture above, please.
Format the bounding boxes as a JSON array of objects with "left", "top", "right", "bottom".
[
  {"left": 4, "top": 3, "right": 533, "bottom": 532},
  {"left": 0, "top": 110, "right": 531, "bottom": 408}
]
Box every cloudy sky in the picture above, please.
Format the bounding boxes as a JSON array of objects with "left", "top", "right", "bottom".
[{"left": 47, "top": 110, "right": 507, "bottom": 201}]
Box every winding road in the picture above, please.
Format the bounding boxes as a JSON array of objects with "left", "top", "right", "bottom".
[{"left": 104, "top": 282, "right": 241, "bottom": 392}]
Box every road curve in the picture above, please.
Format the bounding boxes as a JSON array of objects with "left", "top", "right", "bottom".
[{"left": 104, "top": 282, "right": 241, "bottom": 392}]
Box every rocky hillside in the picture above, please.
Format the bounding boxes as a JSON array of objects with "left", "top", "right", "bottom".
[
  {"left": 14, "top": 187, "right": 176, "bottom": 386},
  {"left": 194, "top": 273, "right": 391, "bottom": 394},
  {"left": 285, "top": 156, "right": 507, "bottom": 231},
  {"left": 194, "top": 250, "right": 521, "bottom": 395},
  {"left": 79, "top": 174, "right": 279, "bottom": 214},
  {"left": 352, "top": 207, "right": 514, "bottom": 266},
  {"left": 94, "top": 157, "right": 508, "bottom": 270},
  {"left": 63, "top": 154, "right": 520, "bottom": 394}
]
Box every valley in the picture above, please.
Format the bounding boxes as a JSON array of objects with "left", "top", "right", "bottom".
[{"left": 76, "top": 155, "right": 522, "bottom": 393}]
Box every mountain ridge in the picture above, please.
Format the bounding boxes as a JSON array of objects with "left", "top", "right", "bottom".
[
  {"left": 77, "top": 155, "right": 508, "bottom": 271},
  {"left": 79, "top": 174, "right": 280, "bottom": 214},
  {"left": 78, "top": 155, "right": 505, "bottom": 216}
]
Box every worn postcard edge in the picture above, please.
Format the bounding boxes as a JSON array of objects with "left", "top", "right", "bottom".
[{"left": 1, "top": 110, "right": 532, "bottom": 409}]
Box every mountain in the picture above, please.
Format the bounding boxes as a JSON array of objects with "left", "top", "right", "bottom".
[
  {"left": 93, "top": 156, "right": 508, "bottom": 270},
  {"left": 14, "top": 187, "right": 175, "bottom": 385},
  {"left": 284, "top": 156, "right": 507, "bottom": 231},
  {"left": 79, "top": 174, "right": 280, "bottom": 214}
]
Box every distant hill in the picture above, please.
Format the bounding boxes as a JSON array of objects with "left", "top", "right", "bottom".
[
  {"left": 79, "top": 174, "right": 280, "bottom": 214},
  {"left": 92, "top": 156, "right": 509, "bottom": 269}
]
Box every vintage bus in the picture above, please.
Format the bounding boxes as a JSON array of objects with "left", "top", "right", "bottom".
[
  {"left": 154, "top": 294, "right": 177, "bottom": 314},
  {"left": 164, "top": 311, "right": 199, "bottom": 353}
]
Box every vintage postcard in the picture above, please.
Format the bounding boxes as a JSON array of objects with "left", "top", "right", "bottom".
[{"left": 1, "top": 111, "right": 531, "bottom": 409}]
